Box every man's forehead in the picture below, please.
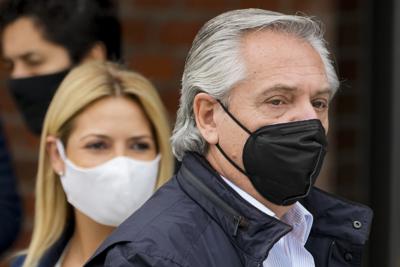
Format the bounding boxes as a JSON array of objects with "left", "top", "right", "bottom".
[
  {"left": 2, "top": 17, "right": 45, "bottom": 55},
  {"left": 242, "top": 29, "right": 311, "bottom": 50},
  {"left": 241, "top": 31, "right": 323, "bottom": 66},
  {"left": 237, "top": 31, "right": 330, "bottom": 91}
]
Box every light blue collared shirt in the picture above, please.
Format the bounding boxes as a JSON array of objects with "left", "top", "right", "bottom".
[{"left": 221, "top": 177, "right": 315, "bottom": 267}]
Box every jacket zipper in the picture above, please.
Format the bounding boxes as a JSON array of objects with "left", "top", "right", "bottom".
[{"left": 327, "top": 240, "right": 336, "bottom": 267}]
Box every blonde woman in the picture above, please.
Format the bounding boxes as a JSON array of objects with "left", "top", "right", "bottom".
[{"left": 12, "top": 61, "right": 174, "bottom": 267}]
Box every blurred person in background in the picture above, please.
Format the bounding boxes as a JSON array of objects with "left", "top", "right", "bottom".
[
  {"left": 0, "top": 0, "right": 121, "bottom": 257},
  {"left": 0, "top": 0, "right": 122, "bottom": 135},
  {"left": 12, "top": 61, "right": 174, "bottom": 267}
]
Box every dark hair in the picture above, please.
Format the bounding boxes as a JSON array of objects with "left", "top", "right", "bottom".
[{"left": 0, "top": 0, "right": 122, "bottom": 62}]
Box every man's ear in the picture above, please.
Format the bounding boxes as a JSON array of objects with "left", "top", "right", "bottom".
[
  {"left": 46, "top": 135, "right": 65, "bottom": 176},
  {"left": 193, "top": 93, "right": 219, "bottom": 145},
  {"left": 82, "top": 42, "right": 107, "bottom": 62}
]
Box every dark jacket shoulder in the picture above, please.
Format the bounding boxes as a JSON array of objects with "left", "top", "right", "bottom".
[
  {"left": 10, "top": 255, "right": 25, "bottom": 267},
  {"left": 302, "top": 188, "right": 373, "bottom": 266},
  {"left": 89, "top": 177, "right": 217, "bottom": 267}
]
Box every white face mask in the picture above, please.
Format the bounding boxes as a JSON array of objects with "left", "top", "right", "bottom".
[{"left": 56, "top": 140, "right": 160, "bottom": 226}]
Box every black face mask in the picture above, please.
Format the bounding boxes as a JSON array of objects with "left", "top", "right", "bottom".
[
  {"left": 216, "top": 101, "right": 327, "bottom": 206},
  {"left": 8, "top": 69, "right": 70, "bottom": 135}
]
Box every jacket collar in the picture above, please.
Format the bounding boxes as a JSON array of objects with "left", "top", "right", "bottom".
[
  {"left": 177, "top": 152, "right": 373, "bottom": 263},
  {"left": 301, "top": 187, "right": 373, "bottom": 246},
  {"left": 177, "top": 152, "right": 292, "bottom": 263}
]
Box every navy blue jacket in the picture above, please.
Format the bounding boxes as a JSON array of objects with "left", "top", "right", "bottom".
[
  {"left": 0, "top": 121, "right": 22, "bottom": 255},
  {"left": 85, "top": 152, "right": 373, "bottom": 267},
  {"left": 11, "top": 223, "right": 73, "bottom": 267}
]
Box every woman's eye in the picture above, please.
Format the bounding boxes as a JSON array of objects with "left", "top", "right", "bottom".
[
  {"left": 86, "top": 142, "right": 108, "bottom": 150},
  {"left": 131, "top": 142, "right": 151, "bottom": 151}
]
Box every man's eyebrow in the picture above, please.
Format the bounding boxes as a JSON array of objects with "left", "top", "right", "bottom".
[
  {"left": 257, "top": 85, "right": 296, "bottom": 98},
  {"left": 261, "top": 84, "right": 332, "bottom": 97},
  {"left": 313, "top": 88, "right": 332, "bottom": 97},
  {"left": 20, "top": 52, "right": 36, "bottom": 60},
  {"left": 264, "top": 84, "right": 298, "bottom": 93},
  {"left": 0, "top": 53, "right": 31, "bottom": 62}
]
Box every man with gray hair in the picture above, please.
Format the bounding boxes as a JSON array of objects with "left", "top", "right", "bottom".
[{"left": 86, "top": 9, "right": 372, "bottom": 267}]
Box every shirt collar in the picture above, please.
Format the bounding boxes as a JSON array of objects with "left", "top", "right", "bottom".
[
  {"left": 221, "top": 176, "right": 313, "bottom": 245},
  {"left": 221, "top": 176, "right": 277, "bottom": 218},
  {"left": 282, "top": 201, "right": 314, "bottom": 245}
]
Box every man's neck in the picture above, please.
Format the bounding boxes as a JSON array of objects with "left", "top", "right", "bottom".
[
  {"left": 225, "top": 175, "right": 292, "bottom": 218},
  {"left": 205, "top": 149, "right": 292, "bottom": 218}
]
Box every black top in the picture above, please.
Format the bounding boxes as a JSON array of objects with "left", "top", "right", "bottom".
[{"left": 12, "top": 222, "right": 73, "bottom": 267}]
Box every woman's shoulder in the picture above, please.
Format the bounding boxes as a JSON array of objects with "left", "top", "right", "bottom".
[{"left": 10, "top": 254, "right": 26, "bottom": 267}]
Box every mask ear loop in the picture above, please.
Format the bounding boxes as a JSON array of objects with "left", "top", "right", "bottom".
[
  {"left": 55, "top": 139, "right": 67, "bottom": 176},
  {"left": 215, "top": 99, "right": 251, "bottom": 177},
  {"left": 216, "top": 100, "right": 251, "bottom": 135},
  {"left": 215, "top": 143, "right": 248, "bottom": 177},
  {"left": 55, "top": 139, "right": 68, "bottom": 163}
]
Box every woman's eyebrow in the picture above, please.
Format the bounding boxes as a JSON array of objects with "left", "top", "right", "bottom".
[
  {"left": 79, "top": 134, "right": 110, "bottom": 142},
  {"left": 129, "top": 135, "right": 153, "bottom": 141}
]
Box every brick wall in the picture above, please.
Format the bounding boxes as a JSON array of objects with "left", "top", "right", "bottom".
[{"left": 0, "top": 0, "right": 368, "bottom": 265}]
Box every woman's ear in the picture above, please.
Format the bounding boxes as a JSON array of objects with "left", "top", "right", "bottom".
[
  {"left": 82, "top": 42, "right": 107, "bottom": 62},
  {"left": 46, "top": 135, "right": 65, "bottom": 176},
  {"left": 193, "top": 93, "right": 219, "bottom": 145}
]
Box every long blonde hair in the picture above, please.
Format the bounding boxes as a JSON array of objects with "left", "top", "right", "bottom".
[{"left": 23, "top": 61, "right": 174, "bottom": 267}]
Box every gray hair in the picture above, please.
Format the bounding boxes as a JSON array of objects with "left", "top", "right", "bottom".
[{"left": 171, "top": 8, "right": 339, "bottom": 160}]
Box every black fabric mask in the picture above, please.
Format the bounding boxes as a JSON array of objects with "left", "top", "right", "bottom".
[
  {"left": 8, "top": 69, "right": 70, "bottom": 135},
  {"left": 216, "top": 101, "right": 327, "bottom": 206}
]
